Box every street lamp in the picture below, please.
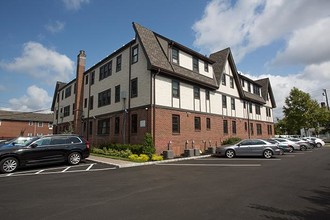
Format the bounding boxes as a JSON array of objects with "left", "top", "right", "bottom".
[{"left": 322, "top": 89, "right": 329, "bottom": 110}]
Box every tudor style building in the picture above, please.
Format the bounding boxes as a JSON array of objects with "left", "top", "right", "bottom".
[{"left": 51, "top": 23, "right": 276, "bottom": 156}]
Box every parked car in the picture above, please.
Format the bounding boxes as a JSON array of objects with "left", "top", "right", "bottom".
[
  {"left": 272, "top": 138, "right": 301, "bottom": 152},
  {"left": 306, "top": 137, "right": 325, "bottom": 148},
  {"left": 215, "top": 139, "right": 281, "bottom": 159},
  {"left": 301, "top": 137, "right": 317, "bottom": 148},
  {"left": 287, "top": 138, "right": 312, "bottom": 151},
  {"left": 264, "top": 139, "right": 291, "bottom": 153},
  {"left": 0, "top": 134, "right": 90, "bottom": 173},
  {"left": 0, "top": 136, "right": 37, "bottom": 148}
]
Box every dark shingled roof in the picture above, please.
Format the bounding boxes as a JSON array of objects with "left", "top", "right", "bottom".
[
  {"left": 51, "top": 81, "right": 67, "bottom": 111},
  {"left": 255, "top": 78, "right": 277, "bottom": 108},
  {"left": 133, "top": 22, "right": 218, "bottom": 89},
  {"left": 0, "top": 110, "right": 53, "bottom": 122}
]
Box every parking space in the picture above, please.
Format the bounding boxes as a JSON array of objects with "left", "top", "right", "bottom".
[{"left": 0, "top": 161, "right": 118, "bottom": 178}]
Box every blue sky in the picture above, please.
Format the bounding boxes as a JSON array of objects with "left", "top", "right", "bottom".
[{"left": 0, "top": 0, "right": 330, "bottom": 119}]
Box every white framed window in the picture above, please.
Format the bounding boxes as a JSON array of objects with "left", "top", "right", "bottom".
[
  {"left": 38, "top": 122, "right": 43, "bottom": 127},
  {"left": 29, "top": 121, "right": 33, "bottom": 126},
  {"left": 27, "top": 133, "right": 33, "bottom": 137}
]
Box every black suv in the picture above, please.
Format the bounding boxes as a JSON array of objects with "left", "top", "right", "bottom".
[{"left": 0, "top": 134, "right": 90, "bottom": 173}]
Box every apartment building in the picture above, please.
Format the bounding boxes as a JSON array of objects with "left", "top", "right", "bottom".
[
  {"left": 51, "top": 22, "right": 276, "bottom": 156},
  {"left": 0, "top": 110, "right": 53, "bottom": 139}
]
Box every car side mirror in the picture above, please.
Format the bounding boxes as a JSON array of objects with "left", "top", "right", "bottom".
[{"left": 30, "top": 143, "right": 38, "bottom": 148}]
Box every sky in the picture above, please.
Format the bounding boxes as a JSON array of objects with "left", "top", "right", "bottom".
[{"left": 0, "top": 0, "right": 329, "bottom": 120}]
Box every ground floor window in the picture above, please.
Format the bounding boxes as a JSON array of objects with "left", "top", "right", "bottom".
[
  {"left": 232, "top": 121, "right": 236, "bottom": 134},
  {"left": 172, "top": 115, "right": 180, "bottom": 133},
  {"left": 194, "top": 117, "right": 201, "bottom": 131},
  {"left": 131, "top": 114, "right": 138, "bottom": 133},
  {"left": 223, "top": 120, "right": 228, "bottom": 134},
  {"left": 98, "top": 118, "right": 110, "bottom": 135},
  {"left": 257, "top": 123, "right": 262, "bottom": 135}
]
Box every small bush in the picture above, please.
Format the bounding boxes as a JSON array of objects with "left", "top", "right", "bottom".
[
  {"left": 128, "top": 154, "right": 149, "bottom": 162},
  {"left": 151, "top": 154, "right": 163, "bottom": 161},
  {"left": 222, "top": 137, "right": 241, "bottom": 145},
  {"left": 91, "top": 147, "right": 132, "bottom": 158}
]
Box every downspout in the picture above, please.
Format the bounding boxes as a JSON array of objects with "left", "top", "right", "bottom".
[
  {"left": 152, "top": 69, "right": 160, "bottom": 148},
  {"left": 86, "top": 74, "right": 91, "bottom": 141},
  {"left": 247, "top": 101, "right": 251, "bottom": 139},
  {"left": 127, "top": 43, "right": 133, "bottom": 144}
]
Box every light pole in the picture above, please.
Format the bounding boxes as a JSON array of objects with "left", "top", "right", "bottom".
[{"left": 322, "top": 89, "right": 329, "bottom": 110}]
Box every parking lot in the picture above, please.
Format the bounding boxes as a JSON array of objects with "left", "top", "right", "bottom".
[{"left": 1, "top": 147, "right": 329, "bottom": 220}]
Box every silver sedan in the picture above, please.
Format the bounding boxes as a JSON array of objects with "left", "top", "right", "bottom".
[{"left": 215, "top": 139, "right": 281, "bottom": 159}]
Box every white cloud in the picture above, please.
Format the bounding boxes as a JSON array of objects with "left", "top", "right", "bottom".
[
  {"left": 193, "top": 0, "right": 330, "bottom": 62},
  {"left": 62, "top": 0, "right": 90, "bottom": 10},
  {"left": 0, "top": 41, "right": 74, "bottom": 85},
  {"left": 45, "top": 21, "right": 65, "bottom": 33},
  {"left": 7, "top": 85, "right": 52, "bottom": 112}
]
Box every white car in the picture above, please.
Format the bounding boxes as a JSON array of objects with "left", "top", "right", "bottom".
[
  {"left": 272, "top": 138, "right": 301, "bottom": 152},
  {"left": 307, "top": 137, "right": 325, "bottom": 148}
]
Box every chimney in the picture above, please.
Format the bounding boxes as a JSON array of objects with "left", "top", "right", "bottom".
[{"left": 74, "top": 50, "right": 86, "bottom": 135}]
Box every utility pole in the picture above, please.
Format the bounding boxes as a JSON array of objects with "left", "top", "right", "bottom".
[{"left": 323, "top": 89, "right": 329, "bottom": 110}]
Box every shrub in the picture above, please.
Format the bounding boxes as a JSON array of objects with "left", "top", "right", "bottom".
[
  {"left": 143, "top": 133, "right": 155, "bottom": 157},
  {"left": 151, "top": 154, "right": 163, "bottom": 161},
  {"left": 222, "top": 137, "right": 241, "bottom": 145},
  {"left": 128, "top": 154, "right": 149, "bottom": 162},
  {"left": 91, "top": 147, "right": 132, "bottom": 158}
]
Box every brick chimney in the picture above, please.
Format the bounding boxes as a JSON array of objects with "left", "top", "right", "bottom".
[{"left": 74, "top": 50, "right": 86, "bottom": 135}]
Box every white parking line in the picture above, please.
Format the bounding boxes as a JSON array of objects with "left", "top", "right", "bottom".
[
  {"left": 61, "top": 167, "right": 71, "bottom": 172},
  {"left": 86, "top": 164, "right": 94, "bottom": 171},
  {"left": 157, "top": 163, "right": 261, "bottom": 167},
  {"left": 35, "top": 170, "right": 44, "bottom": 174}
]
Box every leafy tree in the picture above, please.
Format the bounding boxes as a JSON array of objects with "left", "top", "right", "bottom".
[
  {"left": 283, "top": 87, "right": 320, "bottom": 134},
  {"left": 274, "top": 118, "right": 287, "bottom": 135}
]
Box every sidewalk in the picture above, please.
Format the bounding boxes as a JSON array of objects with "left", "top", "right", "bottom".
[{"left": 87, "top": 154, "right": 212, "bottom": 168}]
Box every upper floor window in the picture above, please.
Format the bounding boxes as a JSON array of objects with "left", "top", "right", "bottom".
[
  {"left": 100, "top": 61, "right": 112, "bottom": 80},
  {"left": 91, "top": 71, "right": 95, "bottom": 85},
  {"left": 85, "top": 75, "right": 89, "bottom": 85},
  {"left": 241, "top": 79, "right": 245, "bottom": 87},
  {"left": 204, "top": 61, "right": 209, "bottom": 72},
  {"left": 98, "top": 89, "right": 111, "bottom": 107},
  {"left": 132, "top": 45, "right": 139, "bottom": 64},
  {"left": 172, "top": 80, "right": 180, "bottom": 98},
  {"left": 89, "top": 96, "right": 94, "bottom": 110},
  {"left": 256, "top": 105, "right": 261, "bottom": 115},
  {"left": 249, "top": 103, "right": 253, "bottom": 113},
  {"left": 230, "top": 76, "right": 234, "bottom": 88},
  {"left": 131, "top": 78, "right": 138, "bottom": 98},
  {"left": 206, "top": 90, "right": 210, "bottom": 100},
  {"left": 231, "top": 97, "right": 235, "bottom": 110},
  {"left": 222, "top": 74, "right": 226, "bottom": 86},
  {"left": 194, "top": 86, "right": 200, "bottom": 99},
  {"left": 38, "top": 122, "right": 43, "bottom": 127},
  {"left": 248, "top": 82, "right": 251, "bottom": 92},
  {"left": 116, "top": 55, "right": 122, "bottom": 72},
  {"left": 64, "top": 105, "right": 70, "bottom": 117},
  {"left": 29, "top": 121, "right": 33, "bottom": 126},
  {"left": 115, "top": 85, "right": 121, "bottom": 103},
  {"left": 266, "top": 107, "right": 272, "bottom": 117},
  {"left": 253, "top": 85, "right": 260, "bottom": 95},
  {"left": 193, "top": 57, "right": 199, "bottom": 72},
  {"left": 65, "top": 86, "right": 71, "bottom": 98},
  {"left": 172, "top": 47, "right": 179, "bottom": 64},
  {"left": 222, "top": 95, "right": 227, "bottom": 108}
]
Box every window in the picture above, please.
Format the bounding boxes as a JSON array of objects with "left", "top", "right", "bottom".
[
  {"left": 194, "top": 86, "right": 200, "bottom": 99},
  {"left": 245, "top": 122, "right": 248, "bottom": 131},
  {"left": 250, "top": 123, "right": 254, "bottom": 135},
  {"left": 172, "top": 47, "right": 179, "bottom": 64},
  {"left": 29, "top": 121, "right": 33, "bottom": 126},
  {"left": 223, "top": 120, "right": 228, "bottom": 134},
  {"left": 72, "top": 103, "right": 75, "bottom": 115},
  {"left": 266, "top": 108, "right": 272, "bottom": 117},
  {"left": 248, "top": 82, "right": 251, "bottom": 92},
  {"left": 64, "top": 105, "right": 70, "bottom": 117},
  {"left": 91, "top": 71, "right": 95, "bottom": 85},
  {"left": 61, "top": 91, "right": 64, "bottom": 100},
  {"left": 222, "top": 74, "right": 226, "bottom": 85},
  {"left": 232, "top": 121, "right": 236, "bottom": 134},
  {"left": 97, "top": 119, "right": 110, "bottom": 135},
  {"left": 98, "top": 89, "right": 111, "bottom": 107},
  {"left": 267, "top": 125, "right": 273, "bottom": 135},
  {"left": 115, "top": 85, "right": 121, "bottom": 103},
  {"left": 172, "top": 115, "right": 180, "bottom": 133},
  {"left": 230, "top": 76, "right": 234, "bottom": 88},
  {"left": 99, "top": 61, "right": 112, "bottom": 80},
  {"left": 257, "top": 124, "right": 262, "bottom": 135},
  {"left": 85, "top": 75, "right": 89, "bottom": 85},
  {"left": 206, "top": 90, "right": 210, "bottom": 100},
  {"left": 132, "top": 45, "right": 138, "bottom": 63},
  {"left": 222, "top": 95, "right": 227, "bottom": 108},
  {"left": 65, "top": 86, "right": 71, "bottom": 98},
  {"left": 244, "top": 101, "right": 246, "bottom": 109},
  {"left": 231, "top": 97, "right": 235, "bottom": 110},
  {"left": 194, "top": 117, "right": 201, "bottom": 130},
  {"left": 38, "top": 122, "right": 43, "bottom": 127},
  {"left": 89, "top": 96, "right": 94, "bottom": 110},
  {"left": 89, "top": 121, "right": 93, "bottom": 135},
  {"left": 131, "top": 114, "right": 138, "bottom": 133},
  {"left": 241, "top": 79, "right": 245, "bottom": 87},
  {"left": 172, "top": 80, "right": 180, "bottom": 98},
  {"left": 193, "top": 57, "right": 199, "bottom": 72},
  {"left": 84, "top": 98, "right": 87, "bottom": 108},
  {"left": 256, "top": 105, "right": 261, "bottom": 115},
  {"left": 115, "top": 117, "right": 120, "bottom": 134},
  {"left": 249, "top": 102, "right": 253, "bottom": 113},
  {"left": 131, "top": 78, "right": 138, "bottom": 98},
  {"left": 206, "top": 118, "right": 211, "bottom": 130},
  {"left": 253, "top": 86, "right": 260, "bottom": 95},
  {"left": 204, "top": 61, "right": 209, "bottom": 72},
  {"left": 116, "top": 55, "right": 122, "bottom": 72}
]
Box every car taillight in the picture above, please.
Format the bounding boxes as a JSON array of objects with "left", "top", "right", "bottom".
[{"left": 82, "top": 138, "right": 90, "bottom": 149}]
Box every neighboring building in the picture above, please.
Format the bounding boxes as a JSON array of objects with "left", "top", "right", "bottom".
[
  {"left": 0, "top": 110, "right": 53, "bottom": 139},
  {"left": 51, "top": 23, "right": 276, "bottom": 156}
]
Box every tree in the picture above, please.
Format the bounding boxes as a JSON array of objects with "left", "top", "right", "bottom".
[
  {"left": 283, "top": 87, "right": 320, "bottom": 134},
  {"left": 274, "top": 118, "right": 287, "bottom": 135}
]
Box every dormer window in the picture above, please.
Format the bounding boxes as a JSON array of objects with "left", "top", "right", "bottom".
[
  {"left": 204, "top": 61, "right": 209, "bottom": 72},
  {"left": 172, "top": 47, "right": 179, "bottom": 64},
  {"left": 193, "top": 57, "right": 199, "bottom": 72}
]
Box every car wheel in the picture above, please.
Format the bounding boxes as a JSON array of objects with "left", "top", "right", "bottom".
[
  {"left": 0, "top": 157, "right": 18, "bottom": 173},
  {"left": 225, "top": 149, "right": 235, "bottom": 158},
  {"left": 300, "top": 146, "right": 307, "bottom": 151},
  {"left": 289, "top": 147, "right": 294, "bottom": 153},
  {"left": 316, "top": 143, "right": 321, "bottom": 148},
  {"left": 68, "top": 152, "right": 81, "bottom": 165},
  {"left": 263, "top": 150, "right": 273, "bottom": 159}
]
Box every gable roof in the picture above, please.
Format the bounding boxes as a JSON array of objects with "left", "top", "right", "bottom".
[
  {"left": 51, "top": 81, "right": 67, "bottom": 111},
  {"left": 0, "top": 110, "right": 53, "bottom": 122},
  {"left": 133, "top": 22, "right": 218, "bottom": 89},
  {"left": 255, "top": 78, "right": 277, "bottom": 108}
]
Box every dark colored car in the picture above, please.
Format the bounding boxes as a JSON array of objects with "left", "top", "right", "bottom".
[
  {"left": 0, "top": 134, "right": 90, "bottom": 173},
  {"left": 264, "top": 139, "right": 291, "bottom": 154}
]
